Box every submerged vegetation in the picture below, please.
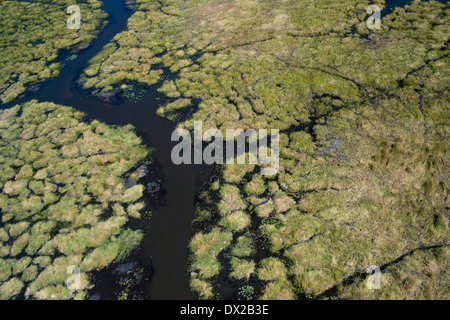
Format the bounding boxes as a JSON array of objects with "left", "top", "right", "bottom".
[
  {"left": 0, "top": 0, "right": 107, "bottom": 104},
  {"left": 81, "top": 0, "right": 449, "bottom": 300},
  {"left": 0, "top": 100, "right": 150, "bottom": 299}
]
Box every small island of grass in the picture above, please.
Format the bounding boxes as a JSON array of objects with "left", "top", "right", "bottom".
[{"left": 78, "top": 0, "right": 449, "bottom": 300}]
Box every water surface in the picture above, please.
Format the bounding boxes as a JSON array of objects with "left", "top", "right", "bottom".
[{"left": 3, "top": 0, "right": 202, "bottom": 300}]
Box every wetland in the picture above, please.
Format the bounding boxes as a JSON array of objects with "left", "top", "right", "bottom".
[{"left": 0, "top": 0, "right": 449, "bottom": 300}]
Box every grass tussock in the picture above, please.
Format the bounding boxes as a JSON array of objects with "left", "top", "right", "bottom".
[
  {"left": 230, "top": 258, "right": 255, "bottom": 280},
  {"left": 189, "top": 228, "right": 232, "bottom": 279}
]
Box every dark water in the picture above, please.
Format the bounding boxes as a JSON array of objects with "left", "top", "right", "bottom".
[{"left": 1, "top": 0, "right": 447, "bottom": 300}]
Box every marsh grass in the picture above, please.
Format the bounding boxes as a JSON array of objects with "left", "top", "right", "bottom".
[
  {"left": 190, "top": 278, "right": 214, "bottom": 299},
  {"left": 260, "top": 280, "right": 296, "bottom": 300},
  {"left": 0, "top": 277, "right": 24, "bottom": 300},
  {"left": 257, "top": 257, "right": 288, "bottom": 282},
  {"left": 339, "top": 247, "right": 450, "bottom": 299},
  {"left": 219, "top": 211, "right": 251, "bottom": 232},
  {"left": 231, "top": 236, "right": 253, "bottom": 258},
  {"left": 0, "top": 101, "right": 150, "bottom": 299},
  {"left": 230, "top": 258, "right": 255, "bottom": 280},
  {"left": 185, "top": 0, "right": 449, "bottom": 300},
  {"left": 217, "top": 184, "right": 247, "bottom": 216},
  {"left": 0, "top": 0, "right": 107, "bottom": 104},
  {"left": 77, "top": 0, "right": 449, "bottom": 300}
]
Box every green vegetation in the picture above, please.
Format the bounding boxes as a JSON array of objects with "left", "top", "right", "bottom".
[
  {"left": 190, "top": 278, "right": 214, "bottom": 300},
  {"left": 260, "top": 280, "right": 295, "bottom": 300},
  {"left": 81, "top": 0, "right": 449, "bottom": 299},
  {"left": 116, "top": 266, "right": 148, "bottom": 300},
  {"left": 339, "top": 247, "right": 450, "bottom": 299},
  {"left": 230, "top": 258, "right": 255, "bottom": 280},
  {"left": 189, "top": 228, "right": 232, "bottom": 279},
  {"left": 238, "top": 285, "right": 255, "bottom": 300},
  {"left": 219, "top": 211, "right": 251, "bottom": 232},
  {"left": 0, "top": 0, "right": 107, "bottom": 104},
  {"left": 0, "top": 100, "right": 150, "bottom": 299},
  {"left": 257, "top": 257, "right": 288, "bottom": 281},
  {"left": 231, "top": 236, "right": 253, "bottom": 258}
]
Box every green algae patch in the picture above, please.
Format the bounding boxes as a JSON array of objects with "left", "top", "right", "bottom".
[
  {"left": 0, "top": 100, "right": 150, "bottom": 299},
  {"left": 0, "top": 0, "right": 107, "bottom": 104}
]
